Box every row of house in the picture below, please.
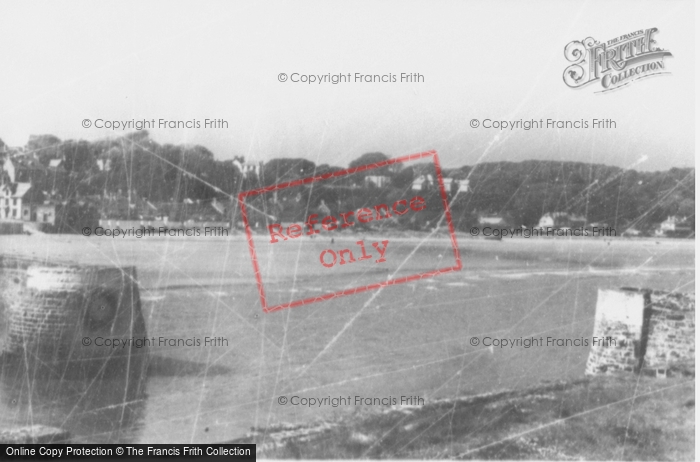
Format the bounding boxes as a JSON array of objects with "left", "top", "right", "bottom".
[
  {"left": 98, "top": 196, "right": 229, "bottom": 224},
  {"left": 654, "top": 215, "right": 693, "bottom": 237},
  {"left": 0, "top": 145, "right": 233, "bottom": 229},
  {"left": 360, "top": 173, "right": 470, "bottom": 193},
  {"left": 472, "top": 211, "right": 693, "bottom": 238},
  {"left": 0, "top": 152, "right": 61, "bottom": 225},
  {"left": 411, "top": 174, "right": 470, "bottom": 193},
  {"left": 471, "top": 212, "right": 588, "bottom": 230},
  {"left": 0, "top": 179, "right": 62, "bottom": 226}
]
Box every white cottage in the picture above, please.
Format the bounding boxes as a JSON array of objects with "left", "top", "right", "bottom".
[{"left": 0, "top": 182, "right": 31, "bottom": 220}]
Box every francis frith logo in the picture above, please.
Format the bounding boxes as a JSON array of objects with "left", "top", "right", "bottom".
[{"left": 563, "top": 28, "right": 672, "bottom": 93}]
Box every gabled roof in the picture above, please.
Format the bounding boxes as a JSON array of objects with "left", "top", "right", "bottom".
[{"left": 9, "top": 182, "right": 32, "bottom": 198}]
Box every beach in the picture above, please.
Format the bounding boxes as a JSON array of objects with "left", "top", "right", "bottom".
[{"left": 0, "top": 232, "right": 694, "bottom": 443}]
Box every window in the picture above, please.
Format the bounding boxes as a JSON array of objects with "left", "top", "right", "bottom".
[{"left": 12, "top": 198, "right": 17, "bottom": 206}]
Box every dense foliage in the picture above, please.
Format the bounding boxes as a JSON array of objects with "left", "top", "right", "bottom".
[{"left": 3, "top": 133, "right": 694, "bottom": 231}]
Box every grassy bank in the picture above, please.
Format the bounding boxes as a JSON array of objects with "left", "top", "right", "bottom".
[{"left": 247, "top": 375, "right": 694, "bottom": 460}]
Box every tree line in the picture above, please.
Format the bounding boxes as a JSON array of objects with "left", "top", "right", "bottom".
[{"left": 2, "top": 132, "right": 694, "bottom": 231}]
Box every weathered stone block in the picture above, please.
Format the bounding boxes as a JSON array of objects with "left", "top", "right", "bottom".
[
  {"left": 0, "top": 256, "right": 149, "bottom": 381},
  {"left": 586, "top": 288, "right": 694, "bottom": 378}
]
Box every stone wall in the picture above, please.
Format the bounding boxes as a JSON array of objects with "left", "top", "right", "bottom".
[
  {"left": 586, "top": 288, "right": 695, "bottom": 377},
  {"left": 643, "top": 290, "right": 695, "bottom": 377}
]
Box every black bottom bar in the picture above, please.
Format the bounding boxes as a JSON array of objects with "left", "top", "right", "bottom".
[{"left": 2, "top": 444, "right": 256, "bottom": 460}]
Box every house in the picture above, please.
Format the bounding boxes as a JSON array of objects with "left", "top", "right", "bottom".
[
  {"left": 412, "top": 174, "right": 434, "bottom": 191},
  {"left": 365, "top": 175, "right": 390, "bottom": 188},
  {"left": 538, "top": 212, "right": 587, "bottom": 229},
  {"left": 445, "top": 177, "right": 469, "bottom": 193},
  {"left": 0, "top": 173, "right": 64, "bottom": 225},
  {"left": 96, "top": 158, "right": 112, "bottom": 171},
  {"left": 655, "top": 216, "right": 693, "bottom": 237},
  {"left": 232, "top": 158, "right": 263, "bottom": 177},
  {"left": 0, "top": 182, "right": 31, "bottom": 220},
  {"left": 411, "top": 174, "right": 469, "bottom": 192},
  {"left": 32, "top": 201, "right": 62, "bottom": 225}
]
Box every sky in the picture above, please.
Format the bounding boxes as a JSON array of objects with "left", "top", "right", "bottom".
[{"left": 0, "top": 0, "right": 695, "bottom": 171}]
